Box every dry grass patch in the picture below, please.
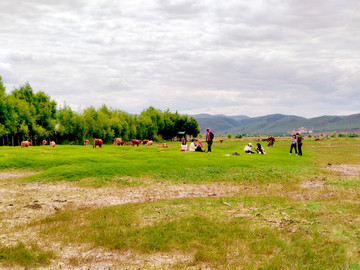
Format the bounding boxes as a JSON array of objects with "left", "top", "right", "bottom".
[{"left": 326, "top": 164, "right": 360, "bottom": 179}]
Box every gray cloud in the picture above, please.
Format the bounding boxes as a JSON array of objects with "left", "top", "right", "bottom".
[{"left": 0, "top": 0, "right": 359, "bottom": 118}]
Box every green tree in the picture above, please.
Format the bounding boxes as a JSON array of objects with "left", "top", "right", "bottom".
[
  {"left": 0, "top": 76, "right": 9, "bottom": 145},
  {"left": 184, "top": 116, "right": 200, "bottom": 138}
]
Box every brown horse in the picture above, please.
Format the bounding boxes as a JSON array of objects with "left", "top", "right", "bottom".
[
  {"left": 113, "top": 138, "right": 123, "bottom": 145},
  {"left": 21, "top": 141, "right": 32, "bottom": 148},
  {"left": 142, "top": 140, "right": 149, "bottom": 145},
  {"left": 42, "top": 140, "right": 47, "bottom": 145},
  {"left": 131, "top": 139, "right": 141, "bottom": 147},
  {"left": 267, "top": 136, "right": 275, "bottom": 147},
  {"left": 84, "top": 139, "right": 90, "bottom": 145},
  {"left": 93, "top": 139, "right": 103, "bottom": 149},
  {"left": 50, "top": 141, "right": 56, "bottom": 147}
]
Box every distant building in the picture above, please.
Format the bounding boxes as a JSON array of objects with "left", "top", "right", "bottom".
[
  {"left": 288, "top": 127, "right": 313, "bottom": 135},
  {"left": 176, "top": 131, "right": 186, "bottom": 141}
]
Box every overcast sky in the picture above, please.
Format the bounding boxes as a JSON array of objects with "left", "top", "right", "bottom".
[{"left": 0, "top": 0, "right": 359, "bottom": 118}]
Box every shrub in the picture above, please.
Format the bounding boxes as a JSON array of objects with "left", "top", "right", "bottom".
[
  {"left": 227, "top": 133, "right": 232, "bottom": 139},
  {"left": 153, "top": 134, "right": 163, "bottom": 142}
]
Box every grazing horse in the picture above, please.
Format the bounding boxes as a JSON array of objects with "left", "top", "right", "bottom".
[
  {"left": 142, "top": 140, "right": 149, "bottom": 145},
  {"left": 84, "top": 139, "right": 90, "bottom": 145},
  {"left": 50, "top": 141, "right": 56, "bottom": 147},
  {"left": 113, "top": 138, "right": 123, "bottom": 145},
  {"left": 21, "top": 141, "right": 32, "bottom": 148},
  {"left": 42, "top": 140, "right": 47, "bottom": 145},
  {"left": 146, "top": 140, "right": 153, "bottom": 146},
  {"left": 93, "top": 139, "right": 103, "bottom": 149},
  {"left": 267, "top": 136, "right": 275, "bottom": 147},
  {"left": 131, "top": 139, "right": 141, "bottom": 147}
]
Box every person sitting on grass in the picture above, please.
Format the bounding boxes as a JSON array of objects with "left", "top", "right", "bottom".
[
  {"left": 189, "top": 139, "right": 197, "bottom": 151},
  {"left": 180, "top": 138, "right": 188, "bottom": 151},
  {"left": 244, "top": 143, "right": 255, "bottom": 154},
  {"left": 255, "top": 143, "right": 266, "bottom": 154},
  {"left": 195, "top": 141, "right": 205, "bottom": 152}
]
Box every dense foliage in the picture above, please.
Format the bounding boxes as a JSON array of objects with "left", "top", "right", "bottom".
[{"left": 0, "top": 76, "right": 200, "bottom": 146}]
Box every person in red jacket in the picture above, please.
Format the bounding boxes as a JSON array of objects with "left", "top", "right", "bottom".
[{"left": 206, "top": 128, "right": 214, "bottom": 152}]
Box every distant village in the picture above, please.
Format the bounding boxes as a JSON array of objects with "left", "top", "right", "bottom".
[{"left": 287, "top": 127, "right": 313, "bottom": 135}]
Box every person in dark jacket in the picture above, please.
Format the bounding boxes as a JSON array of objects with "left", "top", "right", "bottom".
[
  {"left": 195, "top": 141, "right": 205, "bottom": 152},
  {"left": 206, "top": 128, "right": 214, "bottom": 152},
  {"left": 296, "top": 133, "right": 303, "bottom": 156}
]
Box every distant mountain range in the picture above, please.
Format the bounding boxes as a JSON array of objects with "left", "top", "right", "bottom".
[{"left": 191, "top": 113, "right": 360, "bottom": 135}]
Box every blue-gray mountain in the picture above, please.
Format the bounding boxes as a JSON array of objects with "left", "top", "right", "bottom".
[{"left": 191, "top": 113, "right": 360, "bottom": 135}]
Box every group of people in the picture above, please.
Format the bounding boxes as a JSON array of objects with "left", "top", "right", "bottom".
[
  {"left": 244, "top": 133, "right": 303, "bottom": 156},
  {"left": 181, "top": 138, "right": 205, "bottom": 152},
  {"left": 289, "top": 133, "right": 303, "bottom": 156},
  {"left": 180, "top": 127, "right": 304, "bottom": 156},
  {"left": 244, "top": 142, "right": 266, "bottom": 154},
  {"left": 180, "top": 128, "right": 214, "bottom": 152}
]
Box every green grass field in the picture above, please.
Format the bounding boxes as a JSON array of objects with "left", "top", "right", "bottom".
[
  {"left": 1, "top": 139, "right": 315, "bottom": 184},
  {"left": 1, "top": 138, "right": 360, "bottom": 268}
]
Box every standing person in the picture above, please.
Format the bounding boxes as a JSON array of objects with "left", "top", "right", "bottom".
[
  {"left": 289, "top": 135, "right": 297, "bottom": 155},
  {"left": 296, "top": 133, "right": 303, "bottom": 156},
  {"left": 206, "top": 128, "right": 214, "bottom": 152}
]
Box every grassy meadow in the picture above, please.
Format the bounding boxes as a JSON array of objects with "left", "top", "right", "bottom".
[{"left": 1, "top": 138, "right": 360, "bottom": 268}]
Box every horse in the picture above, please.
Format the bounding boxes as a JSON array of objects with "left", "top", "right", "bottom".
[{"left": 93, "top": 139, "right": 103, "bottom": 149}]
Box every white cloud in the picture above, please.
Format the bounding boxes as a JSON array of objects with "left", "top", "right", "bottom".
[{"left": 0, "top": 0, "right": 359, "bottom": 117}]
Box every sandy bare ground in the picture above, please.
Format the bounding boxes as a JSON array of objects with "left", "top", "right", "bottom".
[
  {"left": 0, "top": 166, "right": 358, "bottom": 269},
  {"left": 325, "top": 164, "right": 360, "bottom": 179},
  {"left": 0, "top": 171, "right": 258, "bottom": 269}
]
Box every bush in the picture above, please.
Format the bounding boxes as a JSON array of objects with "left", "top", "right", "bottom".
[
  {"left": 227, "top": 133, "right": 232, "bottom": 139},
  {"left": 338, "top": 133, "right": 346, "bottom": 137},
  {"left": 349, "top": 133, "right": 359, "bottom": 138},
  {"left": 153, "top": 134, "right": 163, "bottom": 142},
  {"left": 235, "top": 134, "right": 242, "bottom": 139}
]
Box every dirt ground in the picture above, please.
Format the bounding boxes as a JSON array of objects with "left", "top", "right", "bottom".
[
  {"left": 0, "top": 166, "right": 359, "bottom": 269},
  {"left": 325, "top": 164, "right": 360, "bottom": 179},
  {"left": 0, "top": 171, "right": 257, "bottom": 269}
]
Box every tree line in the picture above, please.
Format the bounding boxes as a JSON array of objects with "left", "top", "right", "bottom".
[{"left": 0, "top": 76, "right": 200, "bottom": 146}]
